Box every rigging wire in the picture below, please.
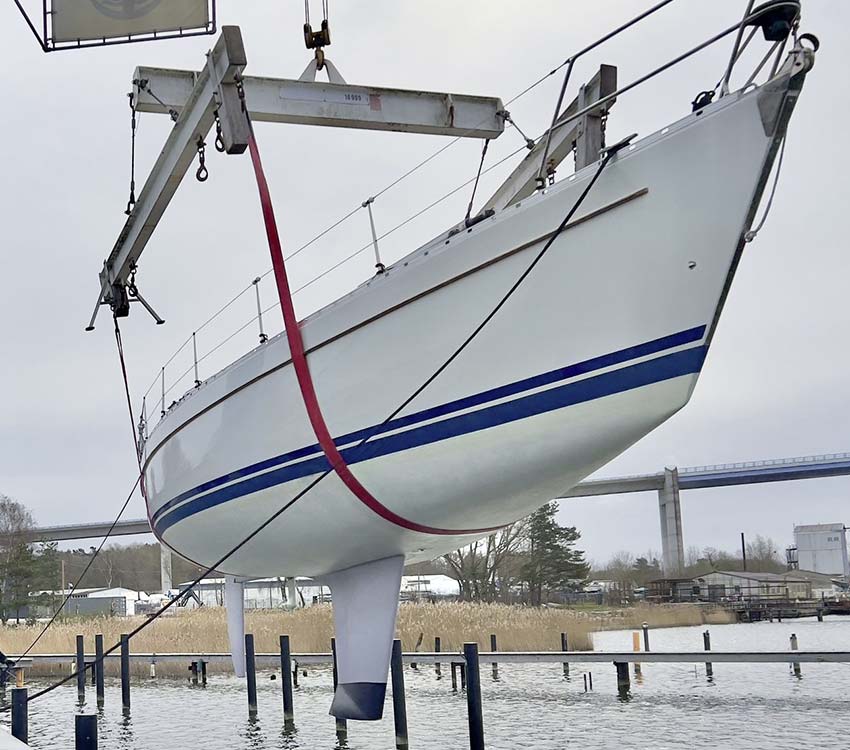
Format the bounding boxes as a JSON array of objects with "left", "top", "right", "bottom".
[
  {"left": 9, "top": 475, "right": 141, "bottom": 668},
  {"left": 12, "top": 320, "right": 147, "bottom": 668},
  {"left": 23, "top": 111, "right": 619, "bottom": 709}
]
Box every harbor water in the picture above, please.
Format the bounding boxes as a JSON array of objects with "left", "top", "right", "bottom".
[{"left": 4, "top": 617, "right": 848, "bottom": 749}]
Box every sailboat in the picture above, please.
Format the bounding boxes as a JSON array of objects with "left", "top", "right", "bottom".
[{"left": 101, "top": 2, "right": 815, "bottom": 721}]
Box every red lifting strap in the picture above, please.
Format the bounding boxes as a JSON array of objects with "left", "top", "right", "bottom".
[{"left": 246, "top": 128, "right": 501, "bottom": 537}]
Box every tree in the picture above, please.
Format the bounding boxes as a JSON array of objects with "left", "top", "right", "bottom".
[
  {"left": 632, "top": 556, "right": 662, "bottom": 584},
  {"left": 519, "top": 502, "right": 589, "bottom": 606},
  {"left": 0, "top": 495, "right": 58, "bottom": 623},
  {"left": 443, "top": 521, "right": 528, "bottom": 602}
]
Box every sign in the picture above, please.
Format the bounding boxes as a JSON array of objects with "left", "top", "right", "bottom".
[{"left": 50, "top": 0, "right": 211, "bottom": 44}]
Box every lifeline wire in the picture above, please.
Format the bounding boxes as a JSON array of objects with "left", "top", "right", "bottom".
[
  {"left": 24, "top": 98, "right": 618, "bottom": 707},
  {"left": 143, "top": 0, "right": 684, "bottom": 401}
]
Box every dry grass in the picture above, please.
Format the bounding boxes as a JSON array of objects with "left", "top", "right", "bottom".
[
  {"left": 0, "top": 602, "right": 731, "bottom": 677},
  {"left": 595, "top": 603, "right": 736, "bottom": 630}
]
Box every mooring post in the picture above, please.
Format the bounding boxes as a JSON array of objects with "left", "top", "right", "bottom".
[
  {"left": 245, "top": 634, "right": 258, "bottom": 715},
  {"left": 561, "top": 632, "right": 570, "bottom": 678},
  {"left": 280, "top": 636, "right": 294, "bottom": 725},
  {"left": 632, "top": 631, "right": 642, "bottom": 677},
  {"left": 817, "top": 609, "right": 824, "bottom": 622},
  {"left": 490, "top": 634, "right": 498, "bottom": 681},
  {"left": 463, "top": 643, "right": 484, "bottom": 750},
  {"left": 703, "top": 630, "right": 713, "bottom": 679},
  {"left": 120, "top": 634, "right": 131, "bottom": 712},
  {"left": 790, "top": 633, "right": 801, "bottom": 678},
  {"left": 434, "top": 636, "right": 442, "bottom": 679},
  {"left": 190, "top": 661, "right": 199, "bottom": 686},
  {"left": 331, "top": 638, "right": 347, "bottom": 740},
  {"left": 460, "top": 662, "right": 467, "bottom": 691},
  {"left": 200, "top": 659, "right": 207, "bottom": 686},
  {"left": 292, "top": 660, "right": 299, "bottom": 688},
  {"left": 642, "top": 622, "right": 651, "bottom": 652},
  {"left": 450, "top": 662, "right": 458, "bottom": 692},
  {"left": 95, "top": 634, "right": 105, "bottom": 707},
  {"left": 583, "top": 673, "right": 588, "bottom": 692},
  {"left": 75, "top": 714, "right": 98, "bottom": 750},
  {"left": 614, "top": 662, "right": 630, "bottom": 698},
  {"left": 11, "top": 687, "right": 27, "bottom": 744},
  {"left": 589, "top": 672, "right": 593, "bottom": 691},
  {"left": 76, "top": 634, "right": 86, "bottom": 701},
  {"left": 391, "top": 639, "right": 409, "bottom": 749}
]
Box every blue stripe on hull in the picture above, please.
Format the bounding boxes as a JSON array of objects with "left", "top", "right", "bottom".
[
  {"left": 150, "top": 325, "right": 706, "bottom": 527},
  {"left": 153, "top": 343, "right": 707, "bottom": 536}
]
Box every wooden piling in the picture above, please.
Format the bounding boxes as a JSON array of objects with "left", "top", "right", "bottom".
[
  {"left": 75, "top": 714, "right": 98, "bottom": 750},
  {"left": 390, "top": 640, "right": 409, "bottom": 749},
  {"left": 817, "top": 609, "right": 824, "bottom": 622},
  {"left": 589, "top": 672, "right": 593, "bottom": 691},
  {"left": 560, "top": 632, "right": 570, "bottom": 678},
  {"left": 642, "top": 622, "right": 651, "bottom": 652},
  {"left": 632, "top": 631, "right": 641, "bottom": 677},
  {"left": 490, "top": 634, "right": 499, "bottom": 680},
  {"left": 200, "top": 659, "right": 207, "bottom": 686},
  {"left": 245, "top": 634, "right": 258, "bottom": 714},
  {"left": 190, "top": 661, "right": 199, "bottom": 686},
  {"left": 76, "top": 634, "right": 86, "bottom": 701},
  {"left": 791, "top": 633, "right": 801, "bottom": 677},
  {"left": 434, "top": 636, "right": 442, "bottom": 679},
  {"left": 95, "top": 634, "right": 105, "bottom": 707},
  {"left": 280, "top": 636, "right": 294, "bottom": 725},
  {"left": 450, "top": 662, "right": 458, "bottom": 692},
  {"left": 703, "top": 630, "right": 713, "bottom": 679},
  {"left": 331, "top": 638, "right": 347, "bottom": 740},
  {"left": 11, "top": 687, "right": 27, "bottom": 744},
  {"left": 120, "top": 634, "right": 131, "bottom": 712},
  {"left": 615, "top": 661, "right": 630, "bottom": 697},
  {"left": 463, "top": 643, "right": 484, "bottom": 750}
]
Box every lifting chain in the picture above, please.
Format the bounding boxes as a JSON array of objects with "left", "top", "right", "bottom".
[
  {"left": 126, "top": 91, "right": 138, "bottom": 216},
  {"left": 195, "top": 135, "right": 209, "bottom": 182},
  {"left": 213, "top": 109, "right": 226, "bottom": 153}
]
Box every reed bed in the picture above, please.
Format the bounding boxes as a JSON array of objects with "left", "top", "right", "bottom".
[{"left": 0, "top": 602, "right": 732, "bottom": 677}]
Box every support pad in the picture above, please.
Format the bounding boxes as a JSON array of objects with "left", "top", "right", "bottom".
[{"left": 325, "top": 555, "right": 404, "bottom": 721}]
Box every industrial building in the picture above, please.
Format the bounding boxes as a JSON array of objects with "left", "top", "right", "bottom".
[{"left": 787, "top": 523, "right": 849, "bottom": 577}]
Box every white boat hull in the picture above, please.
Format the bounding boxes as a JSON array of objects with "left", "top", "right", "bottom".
[{"left": 142, "top": 60, "right": 805, "bottom": 579}]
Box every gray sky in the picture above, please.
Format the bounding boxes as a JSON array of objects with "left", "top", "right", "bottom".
[{"left": 0, "top": 1, "right": 847, "bottom": 564}]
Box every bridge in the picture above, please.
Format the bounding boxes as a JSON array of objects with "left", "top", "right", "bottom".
[{"left": 32, "top": 452, "right": 850, "bottom": 589}]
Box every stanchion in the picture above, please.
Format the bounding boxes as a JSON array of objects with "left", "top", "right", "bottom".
[
  {"left": 390, "top": 640, "right": 409, "bottom": 749},
  {"left": 615, "top": 662, "right": 630, "bottom": 698},
  {"left": 75, "top": 714, "right": 98, "bottom": 749},
  {"left": 11, "top": 687, "right": 27, "bottom": 744},
  {"left": 703, "top": 630, "right": 713, "bottom": 679},
  {"left": 463, "top": 643, "right": 484, "bottom": 750},
  {"left": 76, "top": 634, "right": 86, "bottom": 701},
  {"left": 331, "top": 638, "right": 347, "bottom": 741},
  {"left": 791, "top": 633, "right": 801, "bottom": 678},
  {"left": 560, "top": 632, "right": 570, "bottom": 678},
  {"left": 280, "top": 635, "right": 294, "bottom": 726},
  {"left": 95, "top": 634, "right": 105, "bottom": 707},
  {"left": 120, "top": 634, "right": 131, "bottom": 712},
  {"left": 245, "top": 634, "right": 258, "bottom": 715}
]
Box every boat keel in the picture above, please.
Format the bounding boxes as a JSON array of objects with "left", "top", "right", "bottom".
[{"left": 326, "top": 555, "right": 404, "bottom": 720}]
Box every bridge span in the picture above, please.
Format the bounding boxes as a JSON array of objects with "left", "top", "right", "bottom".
[{"left": 32, "top": 452, "right": 850, "bottom": 586}]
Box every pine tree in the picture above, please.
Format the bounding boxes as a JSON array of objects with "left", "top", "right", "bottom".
[{"left": 520, "top": 502, "right": 589, "bottom": 606}]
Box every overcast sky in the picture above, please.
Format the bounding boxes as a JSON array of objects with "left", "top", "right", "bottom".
[{"left": 0, "top": 1, "right": 847, "bottom": 565}]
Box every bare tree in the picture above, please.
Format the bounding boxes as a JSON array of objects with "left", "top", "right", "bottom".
[{"left": 443, "top": 521, "right": 528, "bottom": 602}]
